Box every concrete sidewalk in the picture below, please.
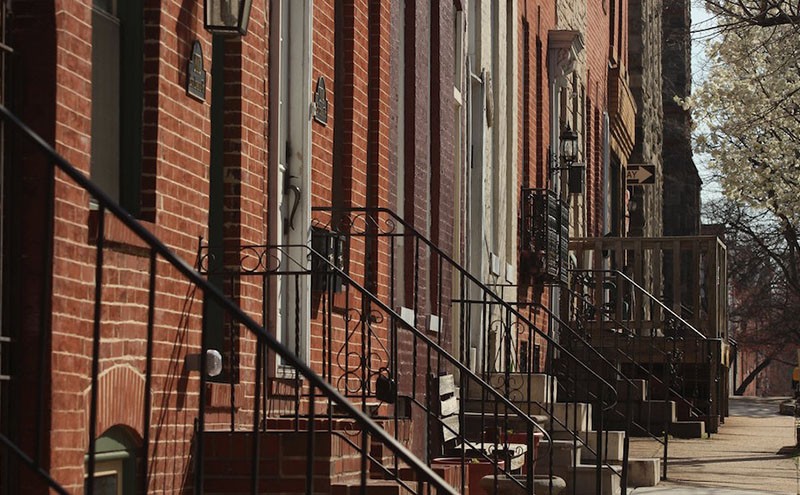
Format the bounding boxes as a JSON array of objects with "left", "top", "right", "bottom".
[{"left": 629, "top": 396, "right": 799, "bottom": 494}]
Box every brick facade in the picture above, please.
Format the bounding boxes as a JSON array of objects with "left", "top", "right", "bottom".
[{"left": 2, "top": 0, "right": 664, "bottom": 492}]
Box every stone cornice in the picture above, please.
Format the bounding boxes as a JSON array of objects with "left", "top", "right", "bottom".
[{"left": 548, "top": 30, "right": 584, "bottom": 88}]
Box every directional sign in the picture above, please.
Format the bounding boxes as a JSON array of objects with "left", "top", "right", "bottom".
[{"left": 626, "top": 164, "right": 656, "bottom": 185}]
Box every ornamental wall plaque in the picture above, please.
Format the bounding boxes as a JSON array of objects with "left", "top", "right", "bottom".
[
  {"left": 313, "top": 77, "right": 328, "bottom": 125},
  {"left": 187, "top": 41, "right": 206, "bottom": 102}
]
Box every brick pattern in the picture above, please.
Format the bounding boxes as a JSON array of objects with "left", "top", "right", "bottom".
[
  {"left": 9, "top": 1, "right": 642, "bottom": 493},
  {"left": 7, "top": 1, "right": 273, "bottom": 492},
  {"left": 518, "top": 1, "right": 556, "bottom": 358},
  {"left": 204, "top": 430, "right": 365, "bottom": 495}
]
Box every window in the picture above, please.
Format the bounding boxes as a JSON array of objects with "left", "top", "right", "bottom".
[
  {"left": 85, "top": 427, "right": 137, "bottom": 495},
  {"left": 86, "top": 459, "right": 123, "bottom": 495},
  {"left": 91, "top": 0, "right": 143, "bottom": 215}
]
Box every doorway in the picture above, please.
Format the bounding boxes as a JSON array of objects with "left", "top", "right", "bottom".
[{"left": 269, "top": 0, "right": 313, "bottom": 366}]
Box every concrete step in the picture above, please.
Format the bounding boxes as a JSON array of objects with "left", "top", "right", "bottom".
[
  {"left": 538, "top": 464, "right": 621, "bottom": 495},
  {"left": 537, "top": 439, "right": 582, "bottom": 468},
  {"left": 669, "top": 420, "right": 706, "bottom": 438},
  {"left": 624, "top": 458, "right": 660, "bottom": 488},
  {"left": 609, "top": 400, "right": 676, "bottom": 430},
  {"left": 478, "top": 474, "right": 567, "bottom": 495},
  {"left": 579, "top": 430, "right": 625, "bottom": 463},
  {"left": 617, "top": 379, "right": 648, "bottom": 401},
  {"left": 462, "top": 399, "right": 552, "bottom": 425},
  {"left": 551, "top": 402, "right": 592, "bottom": 432},
  {"left": 548, "top": 429, "right": 625, "bottom": 463},
  {"left": 539, "top": 437, "right": 653, "bottom": 493},
  {"left": 460, "top": 409, "right": 550, "bottom": 442},
  {"left": 571, "top": 464, "right": 622, "bottom": 495}
]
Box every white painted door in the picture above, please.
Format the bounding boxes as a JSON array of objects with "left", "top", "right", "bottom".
[{"left": 270, "top": 0, "right": 312, "bottom": 366}]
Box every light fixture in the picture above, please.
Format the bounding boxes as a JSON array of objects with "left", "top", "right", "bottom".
[
  {"left": 205, "top": 0, "right": 253, "bottom": 36},
  {"left": 185, "top": 349, "right": 224, "bottom": 377},
  {"left": 549, "top": 123, "right": 585, "bottom": 194},
  {"left": 560, "top": 124, "right": 579, "bottom": 164}
]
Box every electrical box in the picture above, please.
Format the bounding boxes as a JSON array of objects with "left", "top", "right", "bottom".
[{"left": 311, "top": 227, "right": 346, "bottom": 292}]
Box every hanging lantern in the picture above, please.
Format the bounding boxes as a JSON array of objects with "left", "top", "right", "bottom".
[{"left": 205, "top": 0, "right": 253, "bottom": 36}]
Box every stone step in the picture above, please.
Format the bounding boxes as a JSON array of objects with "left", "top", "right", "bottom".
[
  {"left": 476, "top": 373, "right": 559, "bottom": 404},
  {"left": 537, "top": 439, "right": 582, "bottom": 468},
  {"left": 611, "top": 400, "right": 676, "bottom": 426},
  {"left": 624, "top": 458, "right": 661, "bottom": 488},
  {"left": 669, "top": 420, "right": 706, "bottom": 438},
  {"left": 570, "top": 464, "right": 622, "bottom": 495},
  {"left": 616, "top": 379, "right": 648, "bottom": 401},
  {"left": 537, "top": 463, "right": 621, "bottom": 495},
  {"left": 478, "top": 474, "right": 567, "bottom": 495},
  {"left": 460, "top": 410, "right": 550, "bottom": 445},
  {"left": 578, "top": 430, "right": 625, "bottom": 463},
  {"left": 547, "top": 429, "right": 625, "bottom": 463},
  {"left": 550, "top": 402, "right": 593, "bottom": 432}
]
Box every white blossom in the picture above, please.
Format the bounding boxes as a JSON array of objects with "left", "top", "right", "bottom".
[{"left": 694, "top": 16, "right": 800, "bottom": 223}]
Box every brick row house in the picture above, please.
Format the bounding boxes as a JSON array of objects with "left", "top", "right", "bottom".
[{"left": 0, "top": 1, "right": 729, "bottom": 494}]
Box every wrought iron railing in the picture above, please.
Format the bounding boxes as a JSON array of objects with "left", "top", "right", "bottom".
[
  {"left": 570, "top": 269, "right": 723, "bottom": 432},
  {"left": 197, "top": 240, "right": 556, "bottom": 495},
  {"left": 0, "top": 105, "right": 458, "bottom": 495},
  {"left": 312, "top": 206, "right": 629, "bottom": 495},
  {"left": 479, "top": 282, "right": 672, "bottom": 484}
]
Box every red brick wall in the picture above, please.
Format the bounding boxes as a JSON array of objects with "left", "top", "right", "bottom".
[
  {"left": 585, "top": 0, "right": 614, "bottom": 238},
  {"left": 8, "top": 1, "right": 274, "bottom": 492},
  {"left": 518, "top": 1, "right": 556, "bottom": 365}
]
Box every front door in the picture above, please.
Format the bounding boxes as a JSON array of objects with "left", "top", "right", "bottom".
[{"left": 270, "top": 0, "right": 312, "bottom": 367}]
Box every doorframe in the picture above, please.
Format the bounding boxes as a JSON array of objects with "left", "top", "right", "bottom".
[{"left": 268, "top": 0, "right": 313, "bottom": 371}]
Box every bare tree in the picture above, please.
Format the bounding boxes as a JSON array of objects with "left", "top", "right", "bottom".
[
  {"left": 704, "top": 1, "right": 800, "bottom": 28},
  {"left": 705, "top": 198, "right": 800, "bottom": 393}
]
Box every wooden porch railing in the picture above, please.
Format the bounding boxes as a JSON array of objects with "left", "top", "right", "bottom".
[{"left": 569, "top": 236, "right": 728, "bottom": 340}]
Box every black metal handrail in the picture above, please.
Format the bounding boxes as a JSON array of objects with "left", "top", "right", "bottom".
[
  {"left": 198, "top": 241, "right": 553, "bottom": 495},
  {"left": 0, "top": 105, "right": 458, "bottom": 495},
  {"left": 313, "top": 206, "right": 625, "bottom": 494},
  {"left": 571, "top": 269, "right": 711, "bottom": 424},
  {"left": 563, "top": 278, "right": 708, "bottom": 420},
  {"left": 514, "top": 290, "right": 672, "bottom": 481},
  {"left": 573, "top": 269, "right": 707, "bottom": 340},
  {"left": 311, "top": 207, "right": 618, "bottom": 401}
]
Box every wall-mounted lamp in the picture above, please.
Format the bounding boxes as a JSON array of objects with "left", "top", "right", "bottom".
[
  {"left": 185, "top": 349, "right": 224, "bottom": 377},
  {"left": 550, "top": 124, "right": 585, "bottom": 194},
  {"left": 560, "top": 124, "right": 578, "bottom": 163},
  {"left": 205, "top": 0, "right": 253, "bottom": 36}
]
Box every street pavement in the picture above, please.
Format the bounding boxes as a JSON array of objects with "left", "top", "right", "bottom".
[{"left": 629, "top": 396, "right": 798, "bottom": 494}]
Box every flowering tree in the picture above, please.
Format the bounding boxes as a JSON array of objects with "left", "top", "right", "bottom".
[
  {"left": 694, "top": 10, "right": 800, "bottom": 225},
  {"left": 695, "top": 3, "right": 800, "bottom": 393}
]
